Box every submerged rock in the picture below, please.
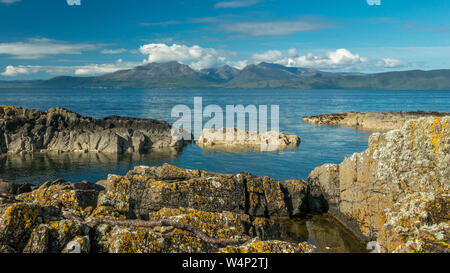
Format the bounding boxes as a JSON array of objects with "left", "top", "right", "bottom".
[
  {"left": 0, "top": 105, "right": 187, "bottom": 155},
  {"left": 308, "top": 116, "right": 449, "bottom": 253},
  {"left": 196, "top": 128, "right": 300, "bottom": 152},
  {"left": 302, "top": 111, "right": 449, "bottom": 131}
]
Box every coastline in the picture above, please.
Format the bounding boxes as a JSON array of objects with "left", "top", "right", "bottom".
[{"left": 0, "top": 105, "right": 448, "bottom": 253}]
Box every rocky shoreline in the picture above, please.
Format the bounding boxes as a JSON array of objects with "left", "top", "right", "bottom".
[
  {"left": 308, "top": 116, "right": 449, "bottom": 253},
  {"left": 302, "top": 111, "right": 450, "bottom": 131},
  {"left": 0, "top": 105, "right": 188, "bottom": 155},
  {"left": 0, "top": 106, "right": 448, "bottom": 253},
  {"left": 0, "top": 164, "right": 319, "bottom": 253}
]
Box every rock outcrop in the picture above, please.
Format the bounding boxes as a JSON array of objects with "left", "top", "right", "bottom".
[
  {"left": 302, "top": 111, "right": 449, "bottom": 131},
  {"left": 196, "top": 128, "right": 300, "bottom": 152},
  {"left": 0, "top": 105, "right": 187, "bottom": 155},
  {"left": 0, "top": 164, "right": 316, "bottom": 253},
  {"left": 309, "top": 116, "right": 449, "bottom": 253}
]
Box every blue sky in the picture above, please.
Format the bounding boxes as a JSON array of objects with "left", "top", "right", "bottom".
[{"left": 0, "top": 0, "right": 449, "bottom": 79}]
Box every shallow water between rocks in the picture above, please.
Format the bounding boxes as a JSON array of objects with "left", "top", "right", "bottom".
[{"left": 0, "top": 88, "right": 449, "bottom": 252}]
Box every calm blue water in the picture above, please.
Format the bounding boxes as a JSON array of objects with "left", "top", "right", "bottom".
[{"left": 0, "top": 88, "right": 449, "bottom": 184}]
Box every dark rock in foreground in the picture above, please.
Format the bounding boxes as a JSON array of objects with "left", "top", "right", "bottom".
[
  {"left": 302, "top": 111, "right": 450, "bottom": 131},
  {"left": 0, "top": 105, "right": 187, "bottom": 155}
]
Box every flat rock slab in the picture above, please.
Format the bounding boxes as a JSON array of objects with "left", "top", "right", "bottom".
[{"left": 302, "top": 111, "right": 450, "bottom": 131}]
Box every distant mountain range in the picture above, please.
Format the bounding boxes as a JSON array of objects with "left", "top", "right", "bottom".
[{"left": 1, "top": 61, "right": 450, "bottom": 90}]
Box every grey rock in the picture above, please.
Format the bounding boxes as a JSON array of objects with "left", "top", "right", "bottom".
[{"left": 0, "top": 106, "right": 188, "bottom": 154}]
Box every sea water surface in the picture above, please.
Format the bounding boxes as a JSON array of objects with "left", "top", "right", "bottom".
[
  {"left": 1, "top": 88, "right": 449, "bottom": 184},
  {"left": 1, "top": 88, "right": 449, "bottom": 252}
]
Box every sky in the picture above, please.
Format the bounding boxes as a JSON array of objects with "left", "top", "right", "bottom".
[{"left": 0, "top": 0, "right": 449, "bottom": 79}]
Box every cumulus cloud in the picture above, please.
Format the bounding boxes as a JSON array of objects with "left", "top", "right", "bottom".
[
  {"left": 252, "top": 50, "right": 284, "bottom": 64},
  {"left": 0, "top": 38, "right": 97, "bottom": 59},
  {"left": 252, "top": 48, "right": 368, "bottom": 69},
  {"left": 214, "top": 0, "right": 261, "bottom": 9},
  {"left": 251, "top": 48, "right": 409, "bottom": 70},
  {"left": 1, "top": 65, "right": 40, "bottom": 76},
  {"left": 221, "top": 19, "right": 331, "bottom": 36},
  {"left": 139, "top": 43, "right": 232, "bottom": 70},
  {"left": 1, "top": 59, "right": 139, "bottom": 77}
]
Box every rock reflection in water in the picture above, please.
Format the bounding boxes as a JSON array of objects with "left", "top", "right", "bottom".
[
  {"left": 0, "top": 149, "right": 181, "bottom": 184},
  {"left": 199, "top": 144, "right": 299, "bottom": 154},
  {"left": 279, "top": 214, "right": 368, "bottom": 253}
]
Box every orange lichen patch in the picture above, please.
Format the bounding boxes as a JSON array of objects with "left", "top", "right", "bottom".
[
  {"left": 112, "top": 229, "right": 162, "bottom": 253},
  {"left": 378, "top": 193, "right": 449, "bottom": 253},
  {"left": 218, "top": 239, "right": 315, "bottom": 253},
  {"left": 148, "top": 207, "right": 249, "bottom": 239},
  {"left": 17, "top": 184, "right": 97, "bottom": 218},
  {"left": 0, "top": 203, "right": 40, "bottom": 250},
  {"left": 89, "top": 206, "right": 127, "bottom": 220},
  {"left": 426, "top": 117, "right": 447, "bottom": 153}
]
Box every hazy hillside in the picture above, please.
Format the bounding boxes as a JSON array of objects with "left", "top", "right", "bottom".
[{"left": 1, "top": 62, "right": 449, "bottom": 90}]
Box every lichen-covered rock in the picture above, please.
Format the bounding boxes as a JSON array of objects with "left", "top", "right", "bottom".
[
  {"left": 91, "top": 207, "right": 290, "bottom": 253},
  {"left": 0, "top": 201, "right": 90, "bottom": 253},
  {"left": 0, "top": 164, "right": 317, "bottom": 253},
  {"left": 96, "top": 164, "right": 310, "bottom": 219},
  {"left": 0, "top": 105, "right": 187, "bottom": 154},
  {"left": 23, "top": 224, "right": 50, "bottom": 253},
  {"left": 302, "top": 111, "right": 449, "bottom": 131},
  {"left": 18, "top": 179, "right": 101, "bottom": 218},
  {"left": 196, "top": 128, "right": 300, "bottom": 152},
  {"left": 309, "top": 116, "right": 450, "bottom": 253},
  {"left": 218, "top": 238, "right": 316, "bottom": 253},
  {"left": 0, "top": 203, "right": 41, "bottom": 251}
]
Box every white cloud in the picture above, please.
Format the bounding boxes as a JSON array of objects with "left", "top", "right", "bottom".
[
  {"left": 251, "top": 48, "right": 409, "bottom": 70},
  {"left": 252, "top": 48, "right": 368, "bottom": 69},
  {"left": 214, "top": 0, "right": 261, "bottom": 9},
  {"left": 227, "top": 60, "right": 248, "bottom": 70},
  {"left": 376, "top": 58, "right": 409, "bottom": 68},
  {"left": 1, "top": 59, "right": 139, "bottom": 77},
  {"left": 139, "top": 43, "right": 232, "bottom": 70},
  {"left": 73, "top": 59, "right": 138, "bottom": 75},
  {"left": 100, "top": 48, "right": 128, "bottom": 54},
  {"left": 221, "top": 19, "right": 331, "bottom": 36},
  {"left": 252, "top": 50, "right": 284, "bottom": 64},
  {"left": 1, "top": 65, "right": 40, "bottom": 76},
  {"left": 0, "top": 38, "right": 97, "bottom": 59}
]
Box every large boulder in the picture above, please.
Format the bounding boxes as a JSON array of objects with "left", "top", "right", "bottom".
[
  {"left": 96, "top": 164, "right": 310, "bottom": 219},
  {"left": 0, "top": 105, "right": 188, "bottom": 154},
  {"left": 196, "top": 128, "right": 300, "bottom": 152},
  {"left": 309, "top": 116, "right": 449, "bottom": 253}
]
